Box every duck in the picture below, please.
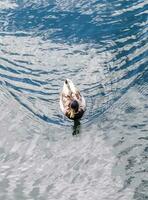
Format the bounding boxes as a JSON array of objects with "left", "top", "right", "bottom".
[{"left": 60, "top": 79, "right": 86, "bottom": 120}]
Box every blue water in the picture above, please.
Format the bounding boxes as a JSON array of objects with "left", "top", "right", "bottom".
[{"left": 0, "top": 0, "right": 148, "bottom": 200}]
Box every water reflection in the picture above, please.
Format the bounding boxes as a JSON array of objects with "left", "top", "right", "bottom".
[{"left": 72, "top": 120, "right": 81, "bottom": 135}]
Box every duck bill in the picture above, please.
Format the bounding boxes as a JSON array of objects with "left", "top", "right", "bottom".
[{"left": 70, "top": 109, "right": 75, "bottom": 119}]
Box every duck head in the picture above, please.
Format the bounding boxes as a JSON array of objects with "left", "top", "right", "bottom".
[{"left": 69, "top": 100, "right": 79, "bottom": 119}]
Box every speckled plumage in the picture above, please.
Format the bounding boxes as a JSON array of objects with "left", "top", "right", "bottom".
[{"left": 60, "top": 79, "right": 86, "bottom": 120}]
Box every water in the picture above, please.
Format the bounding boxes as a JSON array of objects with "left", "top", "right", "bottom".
[{"left": 0, "top": 0, "right": 148, "bottom": 199}]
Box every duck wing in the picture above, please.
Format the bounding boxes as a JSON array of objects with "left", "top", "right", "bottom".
[{"left": 60, "top": 92, "right": 72, "bottom": 114}]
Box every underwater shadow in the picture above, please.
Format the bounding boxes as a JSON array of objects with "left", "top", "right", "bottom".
[{"left": 72, "top": 119, "right": 81, "bottom": 136}]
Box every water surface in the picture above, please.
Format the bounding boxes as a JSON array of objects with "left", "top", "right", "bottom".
[{"left": 0, "top": 0, "right": 148, "bottom": 199}]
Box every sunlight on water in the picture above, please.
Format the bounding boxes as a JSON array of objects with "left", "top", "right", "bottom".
[{"left": 0, "top": 1, "right": 18, "bottom": 9}]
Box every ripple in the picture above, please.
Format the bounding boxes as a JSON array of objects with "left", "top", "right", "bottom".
[{"left": 0, "top": 1, "right": 18, "bottom": 10}]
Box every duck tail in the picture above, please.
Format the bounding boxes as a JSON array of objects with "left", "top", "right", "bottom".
[
  {"left": 65, "top": 79, "right": 77, "bottom": 94},
  {"left": 63, "top": 79, "right": 72, "bottom": 96},
  {"left": 65, "top": 79, "right": 71, "bottom": 91}
]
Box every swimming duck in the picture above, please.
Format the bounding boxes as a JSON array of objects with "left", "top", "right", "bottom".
[{"left": 60, "top": 79, "right": 86, "bottom": 120}]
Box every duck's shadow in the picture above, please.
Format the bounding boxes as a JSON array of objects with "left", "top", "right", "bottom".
[{"left": 72, "top": 120, "right": 81, "bottom": 135}]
